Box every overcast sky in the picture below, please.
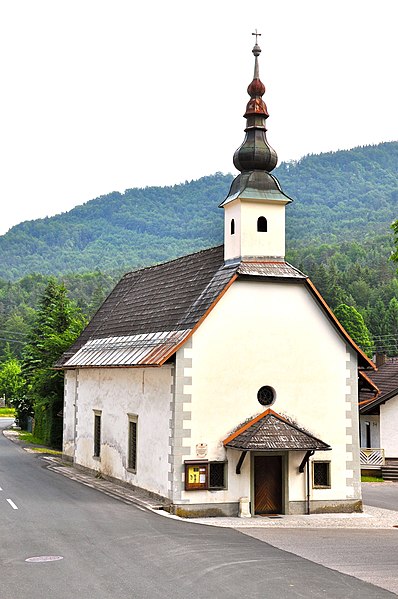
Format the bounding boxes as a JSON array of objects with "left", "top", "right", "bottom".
[{"left": 0, "top": 0, "right": 397, "bottom": 235}]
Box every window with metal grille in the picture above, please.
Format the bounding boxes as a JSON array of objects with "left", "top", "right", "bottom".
[
  {"left": 93, "top": 413, "right": 101, "bottom": 458},
  {"left": 128, "top": 417, "right": 137, "bottom": 472},
  {"left": 209, "top": 462, "right": 227, "bottom": 490},
  {"left": 257, "top": 385, "right": 275, "bottom": 406},
  {"left": 312, "top": 461, "right": 331, "bottom": 488},
  {"left": 257, "top": 216, "right": 267, "bottom": 232}
]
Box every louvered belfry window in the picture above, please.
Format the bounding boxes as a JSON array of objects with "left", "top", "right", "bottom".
[{"left": 128, "top": 418, "right": 137, "bottom": 472}]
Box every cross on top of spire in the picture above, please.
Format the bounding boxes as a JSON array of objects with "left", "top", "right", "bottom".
[{"left": 252, "top": 29, "right": 261, "bottom": 44}]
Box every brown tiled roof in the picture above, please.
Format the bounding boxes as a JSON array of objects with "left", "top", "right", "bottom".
[
  {"left": 224, "top": 409, "right": 331, "bottom": 451},
  {"left": 57, "top": 244, "right": 376, "bottom": 369},
  {"left": 57, "top": 245, "right": 235, "bottom": 367},
  {"left": 360, "top": 360, "right": 398, "bottom": 413}
]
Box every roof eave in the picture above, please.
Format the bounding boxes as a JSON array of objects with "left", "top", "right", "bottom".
[
  {"left": 223, "top": 408, "right": 331, "bottom": 452},
  {"left": 305, "top": 278, "right": 376, "bottom": 370},
  {"left": 360, "top": 387, "right": 398, "bottom": 413}
]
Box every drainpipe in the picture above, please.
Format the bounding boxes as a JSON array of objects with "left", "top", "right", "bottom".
[
  {"left": 299, "top": 450, "right": 315, "bottom": 515},
  {"left": 306, "top": 458, "right": 311, "bottom": 515}
]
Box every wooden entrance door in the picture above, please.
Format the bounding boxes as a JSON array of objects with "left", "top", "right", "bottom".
[{"left": 254, "top": 455, "right": 282, "bottom": 514}]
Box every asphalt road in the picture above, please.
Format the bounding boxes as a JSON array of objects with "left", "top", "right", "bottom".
[
  {"left": 362, "top": 481, "right": 398, "bottom": 511},
  {"left": 241, "top": 528, "right": 398, "bottom": 596},
  {"left": 0, "top": 418, "right": 396, "bottom": 599}
]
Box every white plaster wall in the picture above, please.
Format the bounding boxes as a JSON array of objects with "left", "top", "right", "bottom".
[
  {"left": 181, "top": 279, "right": 355, "bottom": 506},
  {"left": 223, "top": 200, "right": 286, "bottom": 261},
  {"left": 241, "top": 201, "right": 285, "bottom": 259},
  {"left": 63, "top": 369, "right": 77, "bottom": 458},
  {"left": 72, "top": 366, "right": 173, "bottom": 497},
  {"left": 380, "top": 394, "right": 398, "bottom": 459},
  {"left": 223, "top": 201, "right": 241, "bottom": 261}
]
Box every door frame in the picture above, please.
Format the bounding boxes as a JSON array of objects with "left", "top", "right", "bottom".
[{"left": 250, "top": 452, "right": 288, "bottom": 515}]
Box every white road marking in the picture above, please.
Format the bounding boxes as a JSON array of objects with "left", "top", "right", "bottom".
[
  {"left": 26, "top": 556, "right": 63, "bottom": 563},
  {"left": 6, "top": 498, "right": 18, "bottom": 510}
]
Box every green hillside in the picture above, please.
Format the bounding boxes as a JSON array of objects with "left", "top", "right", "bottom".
[
  {"left": 1, "top": 141, "right": 397, "bottom": 280},
  {"left": 1, "top": 141, "right": 398, "bottom": 360}
]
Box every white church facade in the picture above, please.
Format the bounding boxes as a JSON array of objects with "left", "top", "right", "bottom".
[{"left": 59, "top": 39, "right": 375, "bottom": 517}]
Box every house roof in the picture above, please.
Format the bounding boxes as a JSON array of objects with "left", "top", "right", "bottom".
[
  {"left": 223, "top": 409, "right": 331, "bottom": 452},
  {"left": 57, "top": 245, "right": 375, "bottom": 370},
  {"left": 359, "top": 360, "right": 398, "bottom": 413}
]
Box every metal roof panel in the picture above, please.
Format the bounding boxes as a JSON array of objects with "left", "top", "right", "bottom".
[
  {"left": 64, "top": 330, "right": 191, "bottom": 368},
  {"left": 238, "top": 261, "right": 306, "bottom": 279}
]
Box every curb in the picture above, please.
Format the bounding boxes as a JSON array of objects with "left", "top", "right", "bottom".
[{"left": 3, "top": 427, "right": 398, "bottom": 529}]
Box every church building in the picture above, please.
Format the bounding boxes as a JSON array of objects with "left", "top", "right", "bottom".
[{"left": 58, "top": 38, "right": 375, "bottom": 517}]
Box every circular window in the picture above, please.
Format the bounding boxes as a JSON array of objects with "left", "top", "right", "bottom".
[{"left": 257, "top": 386, "right": 275, "bottom": 406}]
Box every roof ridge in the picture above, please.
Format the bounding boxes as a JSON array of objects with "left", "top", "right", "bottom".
[{"left": 122, "top": 245, "right": 224, "bottom": 279}]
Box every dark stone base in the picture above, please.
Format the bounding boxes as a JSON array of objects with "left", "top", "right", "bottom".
[
  {"left": 170, "top": 502, "right": 239, "bottom": 518},
  {"left": 61, "top": 453, "right": 73, "bottom": 464},
  {"left": 288, "top": 499, "right": 363, "bottom": 515}
]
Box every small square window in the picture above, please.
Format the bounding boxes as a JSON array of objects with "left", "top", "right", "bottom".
[
  {"left": 312, "top": 461, "right": 331, "bottom": 488},
  {"left": 209, "top": 462, "right": 227, "bottom": 490}
]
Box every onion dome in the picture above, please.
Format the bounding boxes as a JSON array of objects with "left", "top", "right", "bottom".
[
  {"left": 220, "top": 36, "right": 292, "bottom": 208},
  {"left": 233, "top": 41, "right": 278, "bottom": 173}
]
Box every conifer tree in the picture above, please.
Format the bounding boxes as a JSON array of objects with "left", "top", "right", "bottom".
[
  {"left": 21, "top": 279, "right": 86, "bottom": 446},
  {"left": 334, "top": 304, "right": 374, "bottom": 357}
]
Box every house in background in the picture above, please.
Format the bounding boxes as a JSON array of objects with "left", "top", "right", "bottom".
[
  {"left": 359, "top": 354, "right": 398, "bottom": 480},
  {"left": 58, "top": 39, "right": 375, "bottom": 517}
]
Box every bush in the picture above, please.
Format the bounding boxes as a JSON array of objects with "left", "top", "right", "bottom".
[{"left": 33, "top": 395, "right": 63, "bottom": 448}]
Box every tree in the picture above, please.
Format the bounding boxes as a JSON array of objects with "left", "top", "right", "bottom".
[
  {"left": 22, "top": 280, "right": 86, "bottom": 447},
  {"left": 390, "top": 219, "right": 398, "bottom": 265},
  {"left": 384, "top": 297, "right": 398, "bottom": 355},
  {"left": 0, "top": 355, "right": 25, "bottom": 404},
  {"left": 334, "top": 304, "right": 374, "bottom": 357},
  {"left": 365, "top": 299, "right": 389, "bottom": 353}
]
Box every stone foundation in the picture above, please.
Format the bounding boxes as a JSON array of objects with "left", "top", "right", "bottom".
[
  {"left": 170, "top": 502, "right": 239, "bottom": 518},
  {"left": 288, "top": 499, "right": 363, "bottom": 515}
]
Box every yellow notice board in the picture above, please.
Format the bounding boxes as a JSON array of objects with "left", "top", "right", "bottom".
[{"left": 184, "top": 462, "right": 208, "bottom": 490}]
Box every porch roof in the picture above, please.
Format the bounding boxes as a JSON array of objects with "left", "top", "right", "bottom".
[{"left": 223, "top": 409, "right": 331, "bottom": 452}]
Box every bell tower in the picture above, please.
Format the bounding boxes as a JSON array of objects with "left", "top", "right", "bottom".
[{"left": 220, "top": 33, "right": 292, "bottom": 263}]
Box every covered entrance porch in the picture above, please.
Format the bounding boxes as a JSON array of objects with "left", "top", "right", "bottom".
[{"left": 224, "top": 408, "right": 331, "bottom": 515}]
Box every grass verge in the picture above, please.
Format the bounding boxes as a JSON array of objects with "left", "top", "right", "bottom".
[
  {"left": 18, "top": 431, "right": 45, "bottom": 445},
  {"left": 0, "top": 407, "right": 16, "bottom": 418},
  {"left": 17, "top": 431, "right": 62, "bottom": 455}
]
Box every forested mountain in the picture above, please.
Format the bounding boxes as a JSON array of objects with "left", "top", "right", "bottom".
[
  {"left": 1, "top": 141, "right": 397, "bottom": 280},
  {"left": 1, "top": 141, "right": 398, "bottom": 358},
  {"left": 0, "top": 175, "right": 228, "bottom": 279}
]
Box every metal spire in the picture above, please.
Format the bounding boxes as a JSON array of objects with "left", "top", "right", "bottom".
[{"left": 233, "top": 34, "right": 278, "bottom": 173}]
